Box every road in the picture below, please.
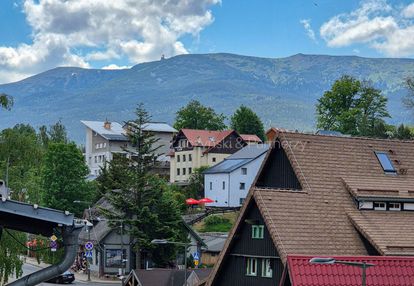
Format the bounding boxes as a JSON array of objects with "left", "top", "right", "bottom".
[{"left": 9, "top": 263, "right": 118, "bottom": 286}]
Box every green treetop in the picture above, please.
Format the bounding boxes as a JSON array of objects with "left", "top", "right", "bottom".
[
  {"left": 230, "top": 105, "right": 265, "bottom": 141},
  {"left": 174, "top": 100, "right": 226, "bottom": 130},
  {"left": 41, "top": 142, "right": 94, "bottom": 216},
  {"left": 316, "top": 75, "right": 390, "bottom": 137}
]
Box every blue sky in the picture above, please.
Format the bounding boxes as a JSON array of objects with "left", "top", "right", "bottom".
[{"left": 1, "top": 0, "right": 414, "bottom": 83}]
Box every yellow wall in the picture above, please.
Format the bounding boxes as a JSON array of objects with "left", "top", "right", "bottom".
[{"left": 169, "top": 148, "right": 231, "bottom": 183}]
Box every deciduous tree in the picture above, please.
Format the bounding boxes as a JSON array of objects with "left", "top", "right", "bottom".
[
  {"left": 174, "top": 100, "right": 226, "bottom": 130},
  {"left": 0, "top": 93, "right": 13, "bottom": 111},
  {"left": 316, "top": 75, "right": 390, "bottom": 137},
  {"left": 41, "top": 143, "right": 93, "bottom": 216}
]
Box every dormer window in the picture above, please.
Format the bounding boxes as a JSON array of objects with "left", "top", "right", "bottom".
[
  {"left": 375, "top": 151, "right": 396, "bottom": 174},
  {"left": 373, "top": 202, "right": 386, "bottom": 210},
  {"left": 389, "top": 202, "right": 401, "bottom": 211}
]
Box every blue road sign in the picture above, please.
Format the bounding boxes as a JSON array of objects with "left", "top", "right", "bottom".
[
  {"left": 50, "top": 241, "right": 58, "bottom": 252},
  {"left": 85, "top": 241, "right": 94, "bottom": 250},
  {"left": 85, "top": 251, "right": 93, "bottom": 258},
  {"left": 193, "top": 252, "right": 200, "bottom": 260}
]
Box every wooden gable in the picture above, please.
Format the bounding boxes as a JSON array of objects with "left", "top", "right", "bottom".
[{"left": 255, "top": 142, "right": 301, "bottom": 190}]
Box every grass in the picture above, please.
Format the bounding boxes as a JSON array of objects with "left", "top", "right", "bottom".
[{"left": 194, "top": 212, "right": 239, "bottom": 233}]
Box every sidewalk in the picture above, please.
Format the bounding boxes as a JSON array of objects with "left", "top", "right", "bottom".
[{"left": 25, "top": 256, "right": 120, "bottom": 284}]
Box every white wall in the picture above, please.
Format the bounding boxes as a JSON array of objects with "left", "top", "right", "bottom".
[
  {"left": 204, "top": 153, "right": 266, "bottom": 207},
  {"left": 205, "top": 173, "right": 230, "bottom": 207}
]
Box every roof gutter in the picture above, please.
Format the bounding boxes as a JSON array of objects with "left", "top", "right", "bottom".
[
  {"left": 357, "top": 196, "right": 414, "bottom": 203},
  {"left": 7, "top": 224, "right": 82, "bottom": 286}
]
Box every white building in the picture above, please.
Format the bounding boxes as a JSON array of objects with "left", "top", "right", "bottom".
[
  {"left": 204, "top": 144, "right": 270, "bottom": 207},
  {"left": 81, "top": 120, "right": 176, "bottom": 176}
]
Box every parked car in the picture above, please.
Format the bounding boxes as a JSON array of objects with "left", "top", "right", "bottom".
[{"left": 46, "top": 271, "right": 75, "bottom": 284}]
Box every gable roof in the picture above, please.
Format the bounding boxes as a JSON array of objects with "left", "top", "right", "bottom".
[
  {"left": 126, "top": 121, "right": 177, "bottom": 133},
  {"left": 207, "top": 131, "right": 414, "bottom": 285},
  {"left": 284, "top": 255, "right": 414, "bottom": 286},
  {"left": 177, "top": 129, "right": 234, "bottom": 147},
  {"left": 82, "top": 120, "right": 176, "bottom": 141},
  {"left": 135, "top": 269, "right": 212, "bottom": 286},
  {"left": 81, "top": 120, "right": 128, "bottom": 141},
  {"left": 203, "top": 144, "right": 270, "bottom": 174},
  {"left": 240, "top": 134, "right": 262, "bottom": 143}
]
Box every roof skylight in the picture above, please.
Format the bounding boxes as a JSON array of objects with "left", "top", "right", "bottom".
[{"left": 375, "top": 152, "right": 396, "bottom": 174}]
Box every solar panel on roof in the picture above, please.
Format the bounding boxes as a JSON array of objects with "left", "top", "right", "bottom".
[{"left": 375, "top": 152, "right": 396, "bottom": 173}]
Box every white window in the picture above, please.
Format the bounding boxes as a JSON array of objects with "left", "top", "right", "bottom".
[
  {"left": 252, "top": 225, "right": 264, "bottom": 239},
  {"left": 103, "top": 142, "right": 106, "bottom": 148},
  {"left": 373, "top": 202, "right": 386, "bottom": 210},
  {"left": 222, "top": 181, "right": 225, "bottom": 190},
  {"left": 389, "top": 202, "right": 401, "bottom": 211},
  {"left": 240, "top": 198, "right": 245, "bottom": 205},
  {"left": 212, "top": 157, "right": 216, "bottom": 163},
  {"left": 210, "top": 182, "right": 212, "bottom": 190},
  {"left": 241, "top": 168, "right": 247, "bottom": 175},
  {"left": 262, "top": 259, "right": 273, "bottom": 278},
  {"left": 240, "top": 183, "right": 245, "bottom": 190},
  {"left": 246, "top": 258, "right": 257, "bottom": 276}
]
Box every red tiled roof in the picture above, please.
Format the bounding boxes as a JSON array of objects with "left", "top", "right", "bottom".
[
  {"left": 180, "top": 129, "right": 233, "bottom": 147},
  {"left": 240, "top": 134, "right": 262, "bottom": 143},
  {"left": 286, "top": 255, "right": 414, "bottom": 286}
]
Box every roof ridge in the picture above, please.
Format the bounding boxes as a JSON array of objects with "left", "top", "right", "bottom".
[{"left": 280, "top": 130, "right": 414, "bottom": 143}]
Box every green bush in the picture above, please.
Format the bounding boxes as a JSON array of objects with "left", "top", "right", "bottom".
[{"left": 204, "top": 215, "right": 230, "bottom": 226}]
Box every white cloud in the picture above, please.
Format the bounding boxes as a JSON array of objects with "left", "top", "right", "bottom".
[
  {"left": 101, "top": 64, "right": 130, "bottom": 70},
  {"left": 320, "top": 0, "right": 414, "bottom": 57},
  {"left": 0, "top": 0, "right": 220, "bottom": 83},
  {"left": 402, "top": 3, "right": 414, "bottom": 18},
  {"left": 300, "top": 19, "right": 317, "bottom": 42}
]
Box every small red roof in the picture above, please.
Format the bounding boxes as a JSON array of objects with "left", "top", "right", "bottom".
[
  {"left": 180, "top": 129, "right": 233, "bottom": 147},
  {"left": 240, "top": 134, "right": 262, "bottom": 143},
  {"left": 285, "top": 255, "right": 414, "bottom": 286}
]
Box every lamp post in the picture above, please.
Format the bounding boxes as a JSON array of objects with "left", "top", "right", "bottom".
[
  {"left": 309, "top": 257, "right": 375, "bottom": 286},
  {"left": 151, "top": 239, "right": 191, "bottom": 286},
  {"left": 73, "top": 200, "right": 92, "bottom": 282}
]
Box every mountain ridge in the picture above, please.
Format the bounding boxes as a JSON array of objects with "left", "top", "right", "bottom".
[{"left": 1, "top": 53, "right": 413, "bottom": 143}]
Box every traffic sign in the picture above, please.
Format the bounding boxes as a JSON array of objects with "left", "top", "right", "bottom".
[
  {"left": 85, "top": 251, "right": 93, "bottom": 258},
  {"left": 194, "top": 260, "right": 199, "bottom": 266},
  {"left": 50, "top": 235, "right": 58, "bottom": 242},
  {"left": 85, "top": 241, "right": 94, "bottom": 250},
  {"left": 193, "top": 252, "right": 200, "bottom": 260},
  {"left": 50, "top": 241, "right": 57, "bottom": 252}
]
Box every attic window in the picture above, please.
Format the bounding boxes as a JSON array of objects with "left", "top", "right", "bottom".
[{"left": 375, "top": 152, "right": 396, "bottom": 174}]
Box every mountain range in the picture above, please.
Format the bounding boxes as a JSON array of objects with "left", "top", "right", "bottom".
[{"left": 1, "top": 53, "right": 414, "bottom": 143}]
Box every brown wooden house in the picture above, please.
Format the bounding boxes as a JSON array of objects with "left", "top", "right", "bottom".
[{"left": 205, "top": 129, "right": 414, "bottom": 286}]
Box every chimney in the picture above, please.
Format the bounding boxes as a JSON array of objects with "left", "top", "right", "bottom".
[{"left": 104, "top": 120, "right": 111, "bottom": 130}]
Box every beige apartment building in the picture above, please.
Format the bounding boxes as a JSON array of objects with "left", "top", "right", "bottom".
[{"left": 169, "top": 129, "right": 261, "bottom": 183}]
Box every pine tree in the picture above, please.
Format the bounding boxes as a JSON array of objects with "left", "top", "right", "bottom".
[{"left": 101, "top": 104, "right": 185, "bottom": 268}]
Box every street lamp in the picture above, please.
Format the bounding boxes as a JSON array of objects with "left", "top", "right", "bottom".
[
  {"left": 309, "top": 257, "right": 375, "bottom": 286},
  {"left": 151, "top": 239, "right": 192, "bottom": 286}
]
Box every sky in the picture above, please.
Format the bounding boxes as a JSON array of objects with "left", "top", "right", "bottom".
[{"left": 1, "top": 0, "right": 414, "bottom": 83}]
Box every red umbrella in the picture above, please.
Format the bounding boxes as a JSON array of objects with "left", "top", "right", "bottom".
[
  {"left": 199, "top": 197, "right": 214, "bottom": 204},
  {"left": 185, "top": 198, "right": 199, "bottom": 205}
]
